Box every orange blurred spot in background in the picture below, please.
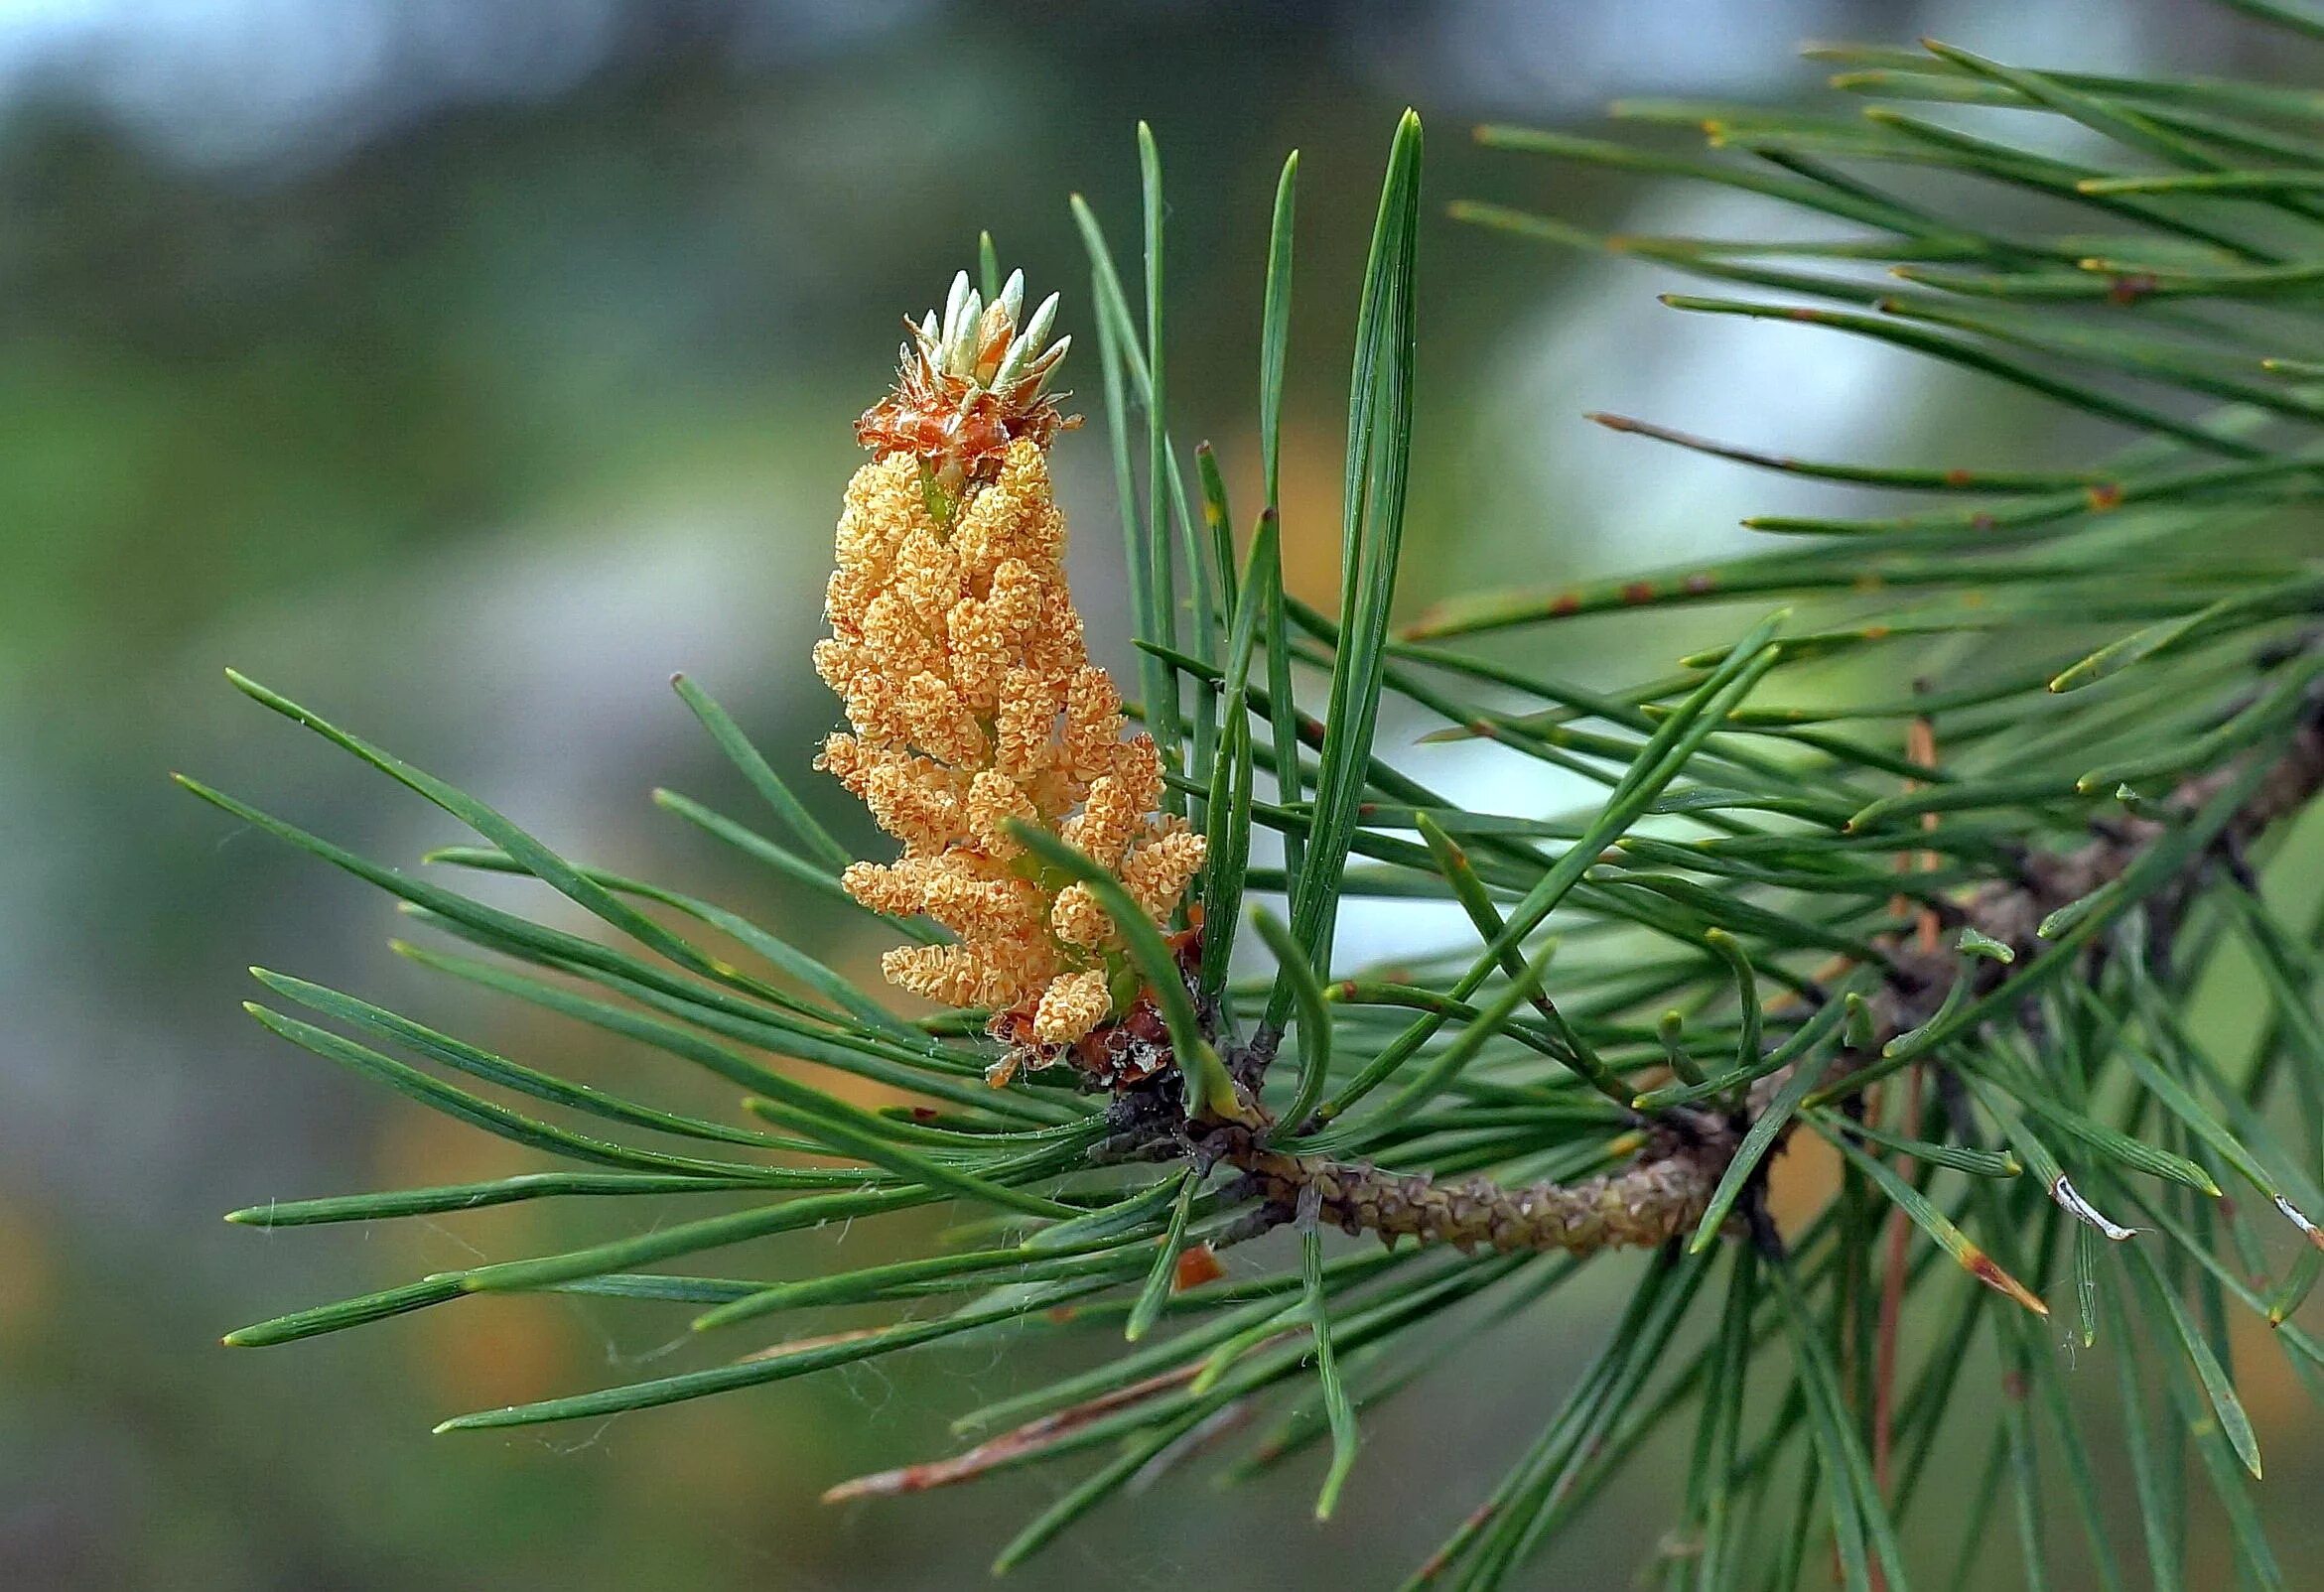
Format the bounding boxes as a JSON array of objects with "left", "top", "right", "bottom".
[
  {"left": 1223, "top": 423, "right": 1344, "bottom": 612},
  {"left": 1765, "top": 1127, "right": 1842, "bottom": 1236},
  {"left": 0, "top": 1195, "right": 55, "bottom": 1353}
]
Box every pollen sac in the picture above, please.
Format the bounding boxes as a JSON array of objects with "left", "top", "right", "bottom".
[{"left": 820, "top": 274, "right": 1202, "bottom": 1067}]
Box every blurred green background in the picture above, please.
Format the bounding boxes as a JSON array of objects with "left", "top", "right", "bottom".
[{"left": 5, "top": 2, "right": 2319, "bottom": 1587}]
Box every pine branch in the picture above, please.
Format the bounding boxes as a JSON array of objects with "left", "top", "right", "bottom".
[
  {"left": 195, "top": 13, "right": 2324, "bottom": 1585},
  {"left": 1081, "top": 675, "right": 2324, "bottom": 1268}
]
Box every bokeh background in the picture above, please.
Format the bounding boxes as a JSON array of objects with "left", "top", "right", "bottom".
[{"left": 5, "top": 2, "right": 2320, "bottom": 1588}]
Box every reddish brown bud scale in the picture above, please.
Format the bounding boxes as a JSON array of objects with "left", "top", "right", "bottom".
[
  {"left": 988, "top": 925, "right": 1201, "bottom": 1091},
  {"left": 856, "top": 375, "right": 1073, "bottom": 486},
  {"left": 1171, "top": 1244, "right": 1225, "bottom": 1291}
]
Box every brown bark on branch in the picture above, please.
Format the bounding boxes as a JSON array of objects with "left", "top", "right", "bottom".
[{"left": 1200, "top": 1120, "right": 1734, "bottom": 1256}]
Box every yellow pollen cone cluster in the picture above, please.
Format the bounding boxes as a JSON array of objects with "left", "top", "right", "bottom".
[{"left": 816, "top": 409, "right": 1204, "bottom": 1051}]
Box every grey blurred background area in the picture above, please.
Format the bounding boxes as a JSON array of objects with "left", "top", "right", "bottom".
[{"left": 2, "top": 2, "right": 2313, "bottom": 1589}]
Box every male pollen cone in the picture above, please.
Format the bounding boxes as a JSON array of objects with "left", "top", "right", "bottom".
[{"left": 817, "top": 268, "right": 1204, "bottom": 1070}]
